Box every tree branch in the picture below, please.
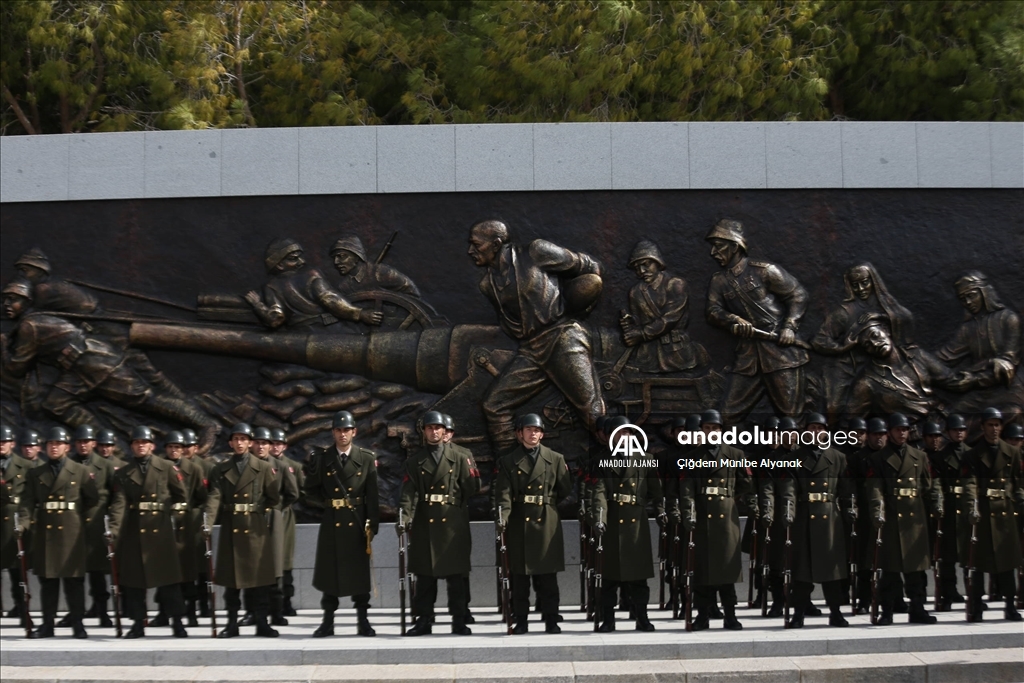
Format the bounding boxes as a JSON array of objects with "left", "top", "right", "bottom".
[{"left": 1, "top": 84, "right": 37, "bottom": 134}]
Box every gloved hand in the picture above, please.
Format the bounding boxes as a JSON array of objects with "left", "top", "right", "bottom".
[
  {"left": 783, "top": 510, "right": 795, "bottom": 526},
  {"left": 873, "top": 515, "right": 885, "bottom": 530},
  {"left": 968, "top": 506, "right": 981, "bottom": 525},
  {"left": 668, "top": 511, "right": 682, "bottom": 525},
  {"left": 656, "top": 512, "right": 668, "bottom": 528},
  {"left": 595, "top": 521, "right": 606, "bottom": 534},
  {"left": 395, "top": 522, "right": 407, "bottom": 536},
  {"left": 761, "top": 512, "right": 773, "bottom": 528},
  {"left": 497, "top": 516, "right": 507, "bottom": 530}
]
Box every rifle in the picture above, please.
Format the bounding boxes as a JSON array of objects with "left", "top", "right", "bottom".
[
  {"left": 398, "top": 509, "right": 407, "bottom": 635},
  {"left": 870, "top": 509, "right": 885, "bottom": 625},
  {"left": 586, "top": 528, "right": 597, "bottom": 619},
  {"left": 658, "top": 522, "right": 667, "bottom": 610},
  {"left": 671, "top": 522, "right": 682, "bottom": 619},
  {"left": 593, "top": 507, "right": 604, "bottom": 632},
  {"left": 579, "top": 508, "right": 588, "bottom": 612},
  {"left": 495, "top": 525, "right": 503, "bottom": 616},
  {"left": 747, "top": 505, "right": 759, "bottom": 609},
  {"left": 966, "top": 500, "right": 978, "bottom": 623},
  {"left": 202, "top": 512, "right": 217, "bottom": 637},
  {"left": 103, "top": 515, "right": 123, "bottom": 637},
  {"left": 684, "top": 501, "right": 696, "bottom": 631},
  {"left": 498, "top": 524, "right": 513, "bottom": 634},
  {"left": 14, "top": 512, "right": 33, "bottom": 637},
  {"left": 374, "top": 231, "right": 399, "bottom": 265},
  {"left": 1017, "top": 523, "right": 1024, "bottom": 610},
  {"left": 761, "top": 512, "right": 772, "bottom": 617},
  {"left": 847, "top": 496, "right": 859, "bottom": 616},
  {"left": 782, "top": 500, "right": 793, "bottom": 628},
  {"left": 932, "top": 514, "right": 944, "bottom": 611}
]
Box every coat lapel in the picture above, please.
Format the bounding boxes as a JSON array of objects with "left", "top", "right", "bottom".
[
  {"left": 235, "top": 458, "right": 257, "bottom": 492},
  {"left": 38, "top": 464, "right": 54, "bottom": 490},
  {"left": 527, "top": 447, "right": 549, "bottom": 484},
  {"left": 431, "top": 445, "right": 453, "bottom": 486},
  {"left": 885, "top": 447, "right": 902, "bottom": 474}
]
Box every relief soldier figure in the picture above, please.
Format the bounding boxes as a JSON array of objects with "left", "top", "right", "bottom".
[
  {"left": 620, "top": 240, "right": 709, "bottom": 374},
  {"left": 13, "top": 248, "right": 99, "bottom": 315},
  {"left": 244, "top": 238, "right": 383, "bottom": 330},
  {"left": 704, "top": 220, "right": 809, "bottom": 423},
  {"left": 812, "top": 264, "right": 915, "bottom": 420},
  {"left": 330, "top": 236, "right": 422, "bottom": 298}
]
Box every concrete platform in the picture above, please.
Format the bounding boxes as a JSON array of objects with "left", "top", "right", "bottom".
[{"left": 2, "top": 603, "right": 1021, "bottom": 669}]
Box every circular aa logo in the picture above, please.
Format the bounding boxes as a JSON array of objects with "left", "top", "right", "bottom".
[{"left": 607, "top": 424, "right": 648, "bottom": 458}]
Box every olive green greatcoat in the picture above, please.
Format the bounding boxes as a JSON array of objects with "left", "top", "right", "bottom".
[
  {"left": 960, "top": 439, "right": 1023, "bottom": 573},
  {"left": 929, "top": 442, "right": 969, "bottom": 563},
  {"left": 107, "top": 457, "right": 187, "bottom": 588},
  {"left": 1, "top": 454, "right": 35, "bottom": 569},
  {"left": 264, "top": 456, "right": 299, "bottom": 578},
  {"left": 591, "top": 456, "right": 664, "bottom": 582},
  {"left": 865, "top": 444, "right": 942, "bottom": 573},
  {"left": 168, "top": 455, "right": 207, "bottom": 582},
  {"left": 19, "top": 457, "right": 100, "bottom": 578},
  {"left": 678, "top": 444, "right": 751, "bottom": 586},
  {"left": 495, "top": 444, "right": 572, "bottom": 576},
  {"left": 400, "top": 443, "right": 478, "bottom": 577},
  {"left": 71, "top": 452, "right": 116, "bottom": 573},
  {"left": 787, "top": 446, "right": 851, "bottom": 584},
  {"left": 204, "top": 454, "right": 282, "bottom": 589},
  {"left": 276, "top": 455, "right": 303, "bottom": 571},
  {"left": 757, "top": 459, "right": 795, "bottom": 574},
  {"left": 304, "top": 446, "right": 379, "bottom": 597}
]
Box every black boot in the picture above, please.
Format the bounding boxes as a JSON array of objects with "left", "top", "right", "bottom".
[
  {"left": 1005, "top": 600, "right": 1022, "bottom": 622},
  {"left": 84, "top": 603, "right": 99, "bottom": 618},
  {"left": 722, "top": 604, "right": 743, "bottom": 630},
  {"left": 949, "top": 590, "right": 965, "bottom": 604},
  {"left": 124, "top": 620, "right": 146, "bottom": 639},
  {"left": 254, "top": 611, "right": 279, "bottom": 638},
  {"left": 71, "top": 618, "right": 88, "bottom": 639},
  {"left": 282, "top": 597, "right": 297, "bottom": 617},
  {"left": 787, "top": 607, "right": 805, "bottom": 629},
  {"left": 405, "top": 615, "right": 432, "bottom": 636},
  {"left": 875, "top": 604, "right": 894, "bottom": 626},
  {"left": 709, "top": 602, "right": 724, "bottom": 619},
  {"left": 464, "top": 609, "right": 476, "bottom": 624},
  {"left": 172, "top": 616, "right": 189, "bottom": 638},
  {"left": 598, "top": 606, "right": 616, "bottom": 632},
  {"left": 893, "top": 598, "right": 908, "bottom": 613},
  {"left": 829, "top": 606, "right": 849, "bottom": 627},
  {"left": 56, "top": 613, "right": 73, "bottom": 627},
  {"left": 149, "top": 611, "right": 170, "bottom": 628},
  {"left": 6, "top": 604, "right": 22, "bottom": 619},
  {"left": 97, "top": 610, "right": 114, "bottom": 628},
  {"left": 451, "top": 615, "right": 472, "bottom": 635},
  {"left": 908, "top": 600, "right": 936, "bottom": 624},
  {"left": 512, "top": 616, "right": 529, "bottom": 634},
  {"left": 185, "top": 601, "right": 199, "bottom": 627},
  {"left": 198, "top": 595, "right": 210, "bottom": 618},
  {"left": 804, "top": 601, "right": 822, "bottom": 617},
  {"left": 312, "top": 610, "right": 335, "bottom": 638},
  {"left": 30, "top": 617, "right": 55, "bottom": 639},
  {"left": 357, "top": 606, "right": 376, "bottom": 637},
  {"left": 217, "top": 611, "right": 240, "bottom": 638},
  {"left": 239, "top": 611, "right": 255, "bottom": 626},
  {"left": 544, "top": 614, "right": 561, "bottom": 634},
  {"left": 691, "top": 607, "right": 710, "bottom": 632},
  {"left": 635, "top": 609, "right": 656, "bottom": 632}
]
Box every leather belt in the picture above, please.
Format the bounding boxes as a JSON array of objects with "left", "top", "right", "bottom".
[
  {"left": 330, "top": 497, "right": 364, "bottom": 508},
  {"left": 44, "top": 501, "right": 75, "bottom": 510},
  {"left": 232, "top": 503, "right": 258, "bottom": 513},
  {"left": 894, "top": 488, "right": 917, "bottom": 498},
  {"left": 519, "top": 495, "right": 545, "bottom": 505},
  {"left": 138, "top": 502, "right": 164, "bottom": 511},
  {"left": 612, "top": 493, "right": 638, "bottom": 505},
  {"left": 702, "top": 487, "right": 730, "bottom": 496},
  {"left": 985, "top": 489, "right": 1006, "bottom": 499},
  {"left": 806, "top": 493, "right": 833, "bottom": 502},
  {"left": 170, "top": 502, "right": 188, "bottom": 511},
  {"left": 948, "top": 486, "right": 963, "bottom": 495},
  {"left": 426, "top": 494, "right": 453, "bottom": 504},
  {"left": 9, "top": 496, "right": 19, "bottom": 505}
]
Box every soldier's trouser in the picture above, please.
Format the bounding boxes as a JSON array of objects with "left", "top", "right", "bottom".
[
  {"left": 40, "top": 577, "right": 85, "bottom": 621},
  {"left": 8, "top": 566, "right": 25, "bottom": 605},
  {"left": 196, "top": 574, "right": 209, "bottom": 609},
  {"left": 269, "top": 577, "right": 284, "bottom": 615},
  {"left": 721, "top": 367, "right": 805, "bottom": 424},
  {"left": 856, "top": 568, "right": 873, "bottom": 606},
  {"left": 87, "top": 570, "right": 109, "bottom": 606},
  {"left": 321, "top": 592, "right": 370, "bottom": 612},
  {"left": 180, "top": 579, "right": 199, "bottom": 602},
  {"left": 602, "top": 579, "right": 648, "bottom": 615},
  {"left": 881, "top": 571, "right": 925, "bottom": 606},
  {"left": 412, "top": 574, "right": 467, "bottom": 619},
  {"left": 695, "top": 584, "right": 737, "bottom": 610},
  {"left": 793, "top": 580, "right": 844, "bottom": 609},
  {"left": 223, "top": 585, "right": 270, "bottom": 615},
  {"left": 448, "top": 575, "right": 472, "bottom": 617},
  {"left": 512, "top": 573, "right": 560, "bottom": 619},
  {"left": 124, "top": 584, "right": 184, "bottom": 622},
  {"left": 282, "top": 570, "right": 295, "bottom": 600},
  {"left": 938, "top": 559, "right": 960, "bottom": 597},
  {"left": 970, "top": 570, "right": 1015, "bottom": 603}
]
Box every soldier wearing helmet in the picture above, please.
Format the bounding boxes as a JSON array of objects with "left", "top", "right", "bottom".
[
  {"left": 927, "top": 414, "right": 970, "bottom": 609},
  {"left": 14, "top": 248, "right": 99, "bottom": 315},
  {"left": 270, "top": 428, "right": 301, "bottom": 617},
  {"left": 95, "top": 430, "right": 126, "bottom": 467},
  {"left": 243, "top": 237, "right": 382, "bottom": 330},
  {"left": 620, "top": 239, "right": 709, "bottom": 374},
  {"left": 331, "top": 235, "right": 421, "bottom": 298},
  {"left": 440, "top": 414, "right": 480, "bottom": 625},
  {"left": 18, "top": 426, "right": 100, "bottom": 638},
  {"left": 19, "top": 428, "right": 43, "bottom": 464},
  {"left": 704, "top": 219, "right": 809, "bottom": 424},
  {"left": 2, "top": 425, "right": 34, "bottom": 623}
]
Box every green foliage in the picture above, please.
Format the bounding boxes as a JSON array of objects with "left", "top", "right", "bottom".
[{"left": 2, "top": 0, "right": 1020, "bottom": 133}]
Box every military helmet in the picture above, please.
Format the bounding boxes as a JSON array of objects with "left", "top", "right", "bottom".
[
  {"left": 778, "top": 417, "right": 798, "bottom": 431},
  {"left": 669, "top": 416, "right": 688, "bottom": 430},
  {"left": 946, "top": 414, "right": 967, "bottom": 430},
  {"left": 73, "top": 425, "right": 96, "bottom": 441},
  {"left": 704, "top": 219, "right": 747, "bottom": 252},
  {"left": 22, "top": 429, "right": 41, "bottom": 446},
  {"left": 685, "top": 414, "right": 702, "bottom": 431},
  {"left": 271, "top": 428, "right": 287, "bottom": 443},
  {"left": 330, "top": 236, "right": 367, "bottom": 262},
  {"left": 628, "top": 239, "right": 666, "bottom": 268},
  {"left": 97, "top": 429, "right": 117, "bottom": 446},
  {"left": 47, "top": 426, "right": 70, "bottom": 443},
  {"left": 517, "top": 413, "right": 545, "bottom": 430},
  {"left": 332, "top": 411, "right": 356, "bottom": 430},
  {"left": 867, "top": 417, "right": 888, "bottom": 434},
  {"left": 230, "top": 422, "right": 254, "bottom": 438},
  {"left": 701, "top": 409, "right": 723, "bottom": 426},
  {"left": 1002, "top": 423, "right": 1024, "bottom": 440},
  {"left": 252, "top": 427, "right": 272, "bottom": 442},
  {"left": 165, "top": 430, "right": 186, "bottom": 445},
  {"left": 981, "top": 406, "right": 1003, "bottom": 423},
  {"left": 15, "top": 248, "right": 51, "bottom": 274},
  {"left": 422, "top": 411, "right": 445, "bottom": 427},
  {"left": 763, "top": 416, "right": 781, "bottom": 431},
  {"left": 2, "top": 278, "right": 33, "bottom": 301},
  {"left": 888, "top": 413, "right": 910, "bottom": 429},
  {"left": 441, "top": 414, "right": 455, "bottom": 431},
  {"left": 130, "top": 425, "right": 155, "bottom": 442},
  {"left": 264, "top": 237, "right": 302, "bottom": 272},
  {"left": 603, "top": 415, "right": 629, "bottom": 433},
  {"left": 922, "top": 422, "right": 943, "bottom": 436},
  {"left": 806, "top": 412, "right": 828, "bottom": 427},
  {"left": 1, "top": 425, "right": 15, "bottom": 442},
  {"left": 181, "top": 429, "right": 198, "bottom": 446},
  {"left": 848, "top": 417, "right": 867, "bottom": 432}
]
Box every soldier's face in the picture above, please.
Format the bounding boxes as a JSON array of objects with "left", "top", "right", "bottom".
[
  {"left": 131, "top": 440, "right": 155, "bottom": 457},
  {"left": 252, "top": 440, "right": 271, "bottom": 458},
  {"left": 333, "top": 250, "right": 360, "bottom": 275},
  {"left": 849, "top": 275, "right": 873, "bottom": 300},
  {"left": 860, "top": 325, "right": 893, "bottom": 357},
  {"left": 888, "top": 426, "right": 909, "bottom": 446},
  {"left": 332, "top": 427, "right": 356, "bottom": 450},
  {"left": 701, "top": 423, "right": 722, "bottom": 435},
  {"left": 958, "top": 288, "right": 983, "bottom": 315},
  {"left": 1007, "top": 436, "right": 1024, "bottom": 448},
  {"left": 632, "top": 258, "right": 660, "bottom": 283},
  {"left": 15, "top": 264, "right": 46, "bottom": 283},
  {"left": 279, "top": 251, "right": 305, "bottom": 272},
  {"left": 46, "top": 441, "right": 69, "bottom": 459},
  {"left": 165, "top": 444, "right": 183, "bottom": 460},
  {"left": 924, "top": 434, "right": 944, "bottom": 451},
  {"left": 229, "top": 434, "right": 251, "bottom": 455},
  {"left": 186, "top": 445, "right": 199, "bottom": 458},
  {"left": 468, "top": 228, "right": 501, "bottom": 267},
  {"left": 708, "top": 239, "right": 738, "bottom": 267},
  {"left": 423, "top": 424, "right": 445, "bottom": 445},
  {"left": 0, "top": 440, "right": 13, "bottom": 456},
  {"left": 982, "top": 418, "right": 1002, "bottom": 443},
  {"left": 867, "top": 432, "right": 887, "bottom": 449},
  {"left": 946, "top": 428, "right": 967, "bottom": 444},
  {"left": 519, "top": 426, "right": 544, "bottom": 448},
  {"left": 271, "top": 442, "right": 286, "bottom": 457},
  {"left": 98, "top": 444, "right": 115, "bottom": 457},
  {"left": 443, "top": 429, "right": 454, "bottom": 444},
  {"left": 22, "top": 445, "right": 41, "bottom": 460},
  {"left": 853, "top": 430, "right": 866, "bottom": 447},
  {"left": 74, "top": 439, "right": 95, "bottom": 456},
  {"left": 2, "top": 294, "right": 28, "bottom": 319}
]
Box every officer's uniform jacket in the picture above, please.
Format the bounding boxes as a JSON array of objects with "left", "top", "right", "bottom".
[
  {"left": 591, "top": 453, "right": 664, "bottom": 583},
  {"left": 18, "top": 457, "right": 99, "bottom": 578},
  {"left": 678, "top": 444, "right": 751, "bottom": 585},
  {"left": 495, "top": 444, "right": 571, "bottom": 576},
  {"left": 960, "top": 439, "right": 1023, "bottom": 573},
  {"left": 170, "top": 455, "right": 208, "bottom": 583},
  {"left": 204, "top": 454, "right": 282, "bottom": 589},
  {"left": 627, "top": 271, "right": 704, "bottom": 373},
  {"left": 304, "top": 445, "right": 379, "bottom": 597},
  {"left": 449, "top": 441, "right": 478, "bottom": 562},
  {"left": 71, "top": 451, "right": 116, "bottom": 573},
  {"left": 866, "top": 443, "right": 943, "bottom": 573},
  {"left": 929, "top": 442, "right": 969, "bottom": 563},
  {"left": 400, "top": 442, "right": 478, "bottom": 577},
  {"left": 1, "top": 454, "right": 34, "bottom": 569},
  {"left": 276, "top": 455, "right": 303, "bottom": 572},
  {"left": 788, "top": 445, "right": 851, "bottom": 584},
  {"left": 107, "top": 456, "right": 187, "bottom": 589},
  {"left": 264, "top": 455, "right": 299, "bottom": 578}
]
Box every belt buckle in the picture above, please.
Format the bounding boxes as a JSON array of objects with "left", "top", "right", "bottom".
[
  {"left": 705, "top": 487, "right": 719, "bottom": 495},
  {"left": 524, "top": 495, "right": 537, "bottom": 504},
  {"left": 331, "top": 499, "right": 347, "bottom": 509},
  {"left": 808, "top": 493, "right": 822, "bottom": 502}
]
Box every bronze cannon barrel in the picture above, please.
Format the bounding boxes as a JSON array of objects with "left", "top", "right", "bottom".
[{"left": 129, "top": 323, "right": 515, "bottom": 394}]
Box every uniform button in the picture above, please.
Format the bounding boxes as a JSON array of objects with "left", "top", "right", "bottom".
[
  {"left": 429, "top": 519, "right": 434, "bottom": 523},
  {"left": 349, "top": 522, "right": 354, "bottom": 527},
  {"left": 141, "top": 529, "right": 146, "bottom": 533},
  {"left": 707, "top": 514, "right": 712, "bottom": 519},
  {"left": 898, "top": 513, "right": 902, "bottom": 518},
  {"left": 823, "top": 514, "right": 828, "bottom": 519},
  {"left": 442, "top": 518, "right": 447, "bottom": 522},
  {"left": 46, "top": 525, "right": 52, "bottom": 529},
  {"left": 357, "top": 472, "right": 361, "bottom": 476},
  {"left": 720, "top": 514, "right": 725, "bottom": 519},
  {"left": 631, "top": 518, "right": 636, "bottom": 523},
  {"left": 707, "top": 497, "right": 712, "bottom": 501},
  {"left": 233, "top": 529, "right": 238, "bottom": 533},
  {"left": 244, "top": 530, "right": 249, "bottom": 534},
  {"left": 441, "top": 486, "right": 445, "bottom": 490},
  {"left": 527, "top": 485, "right": 531, "bottom": 490},
  {"left": 620, "top": 519, "right": 624, "bottom": 524},
  {"left": 335, "top": 488, "right": 340, "bottom": 492},
  {"left": 811, "top": 482, "right": 815, "bottom": 486},
  {"left": 336, "top": 523, "right": 340, "bottom": 527}
]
